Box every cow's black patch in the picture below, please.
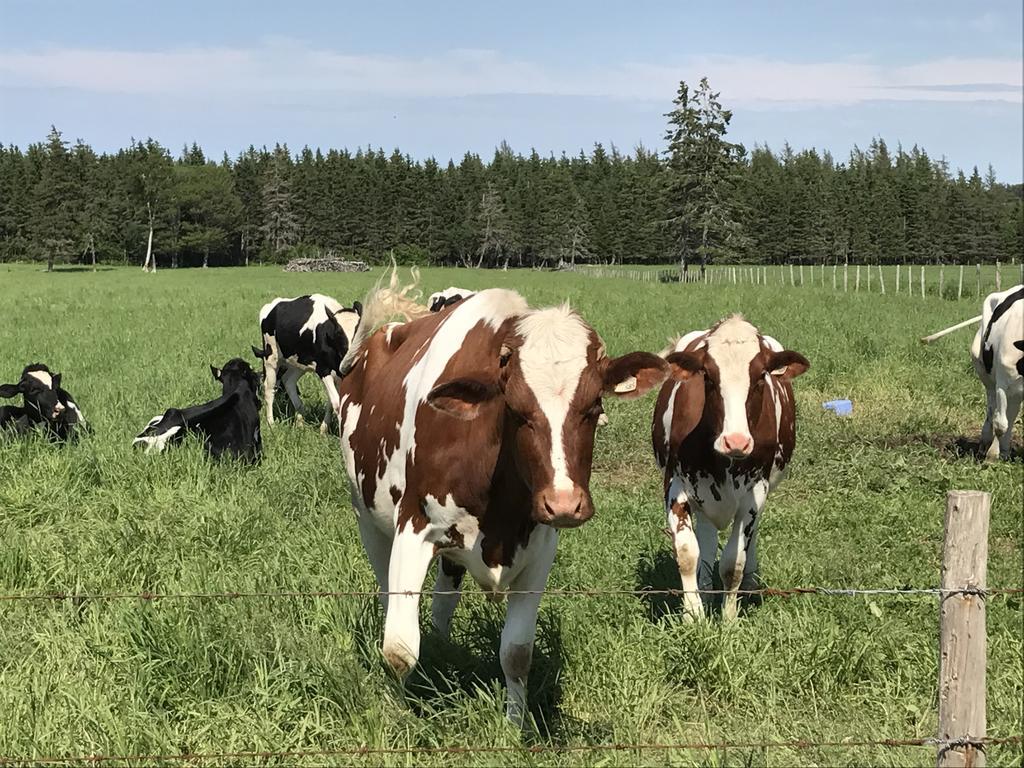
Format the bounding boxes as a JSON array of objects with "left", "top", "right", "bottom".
[{"left": 982, "top": 287, "right": 1024, "bottom": 373}]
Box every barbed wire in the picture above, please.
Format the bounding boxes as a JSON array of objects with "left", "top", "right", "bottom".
[
  {"left": 0, "top": 585, "right": 1020, "bottom": 603},
  {"left": 0, "top": 734, "right": 1019, "bottom": 765}
]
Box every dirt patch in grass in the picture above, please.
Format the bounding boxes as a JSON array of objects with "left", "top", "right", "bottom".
[{"left": 872, "top": 429, "right": 1023, "bottom": 461}]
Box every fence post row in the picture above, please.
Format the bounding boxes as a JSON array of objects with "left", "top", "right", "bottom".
[{"left": 937, "top": 490, "right": 990, "bottom": 767}]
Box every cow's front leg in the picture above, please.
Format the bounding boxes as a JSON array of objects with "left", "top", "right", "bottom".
[
  {"left": 262, "top": 356, "right": 279, "bottom": 425},
  {"left": 356, "top": 505, "right": 392, "bottom": 612},
  {"left": 500, "top": 527, "right": 557, "bottom": 727},
  {"left": 720, "top": 485, "right": 767, "bottom": 621},
  {"left": 980, "top": 382, "right": 996, "bottom": 456},
  {"left": 666, "top": 480, "right": 703, "bottom": 620},
  {"left": 281, "top": 368, "right": 305, "bottom": 420},
  {"left": 994, "top": 381, "right": 1021, "bottom": 460},
  {"left": 320, "top": 375, "right": 341, "bottom": 435},
  {"left": 431, "top": 555, "right": 465, "bottom": 639},
  {"left": 382, "top": 526, "right": 434, "bottom": 679}
]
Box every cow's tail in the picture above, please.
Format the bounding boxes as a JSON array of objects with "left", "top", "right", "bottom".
[{"left": 339, "top": 262, "right": 431, "bottom": 375}]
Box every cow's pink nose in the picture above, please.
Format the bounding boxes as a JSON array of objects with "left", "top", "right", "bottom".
[
  {"left": 721, "top": 432, "right": 753, "bottom": 457},
  {"left": 541, "top": 487, "right": 592, "bottom": 528}
]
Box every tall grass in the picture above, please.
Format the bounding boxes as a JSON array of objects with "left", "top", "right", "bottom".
[{"left": 0, "top": 264, "right": 1020, "bottom": 766}]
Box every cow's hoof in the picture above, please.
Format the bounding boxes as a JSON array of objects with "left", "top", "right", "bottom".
[
  {"left": 383, "top": 646, "right": 416, "bottom": 679},
  {"left": 319, "top": 423, "right": 329, "bottom": 436},
  {"left": 294, "top": 414, "right": 305, "bottom": 425}
]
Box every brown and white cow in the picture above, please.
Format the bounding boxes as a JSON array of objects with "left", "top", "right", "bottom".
[
  {"left": 652, "top": 315, "right": 808, "bottom": 621},
  {"left": 336, "top": 286, "right": 668, "bottom": 723}
]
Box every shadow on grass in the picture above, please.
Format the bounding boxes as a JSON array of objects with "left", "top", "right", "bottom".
[
  {"left": 635, "top": 548, "right": 764, "bottom": 623},
  {"left": 408, "top": 608, "right": 574, "bottom": 740},
  {"left": 348, "top": 586, "right": 589, "bottom": 742},
  {"left": 875, "top": 430, "right": 1023, "bottom": 462},
  {"left": 47, "top": 266, "right": 116, "bottom": 273}
]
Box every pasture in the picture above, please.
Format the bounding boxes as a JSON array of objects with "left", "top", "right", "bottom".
[{"left": 0, "top": 263, "right": 1020, "bottom": 766}]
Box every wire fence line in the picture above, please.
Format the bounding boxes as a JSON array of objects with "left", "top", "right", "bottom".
[
  {"left": 576, "top": 260, "right": 1023, "bottom": 300},
  {"left": 1, "top": 735, "right": 1020, "bottom": 765},
  {"left": 1, "top": 585, "right": 1021, "bottom": 603}
]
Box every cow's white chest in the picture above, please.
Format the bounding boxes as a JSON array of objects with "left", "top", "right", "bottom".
[{"left": 680, "top": 471, "right": 755, "bottom": 530}]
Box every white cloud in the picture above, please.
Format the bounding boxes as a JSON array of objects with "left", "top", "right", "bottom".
[{"left": 0, "top": 42, "right": 1019, "bottom": 106}]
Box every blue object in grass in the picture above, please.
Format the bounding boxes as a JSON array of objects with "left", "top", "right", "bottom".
[{"left": 823, "top": 399, "right": 853, "bottom": 416}]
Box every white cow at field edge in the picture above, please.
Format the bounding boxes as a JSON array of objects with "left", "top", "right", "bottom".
[{"left": 970, "top": 284, "right": 1024, "bottom": 460}]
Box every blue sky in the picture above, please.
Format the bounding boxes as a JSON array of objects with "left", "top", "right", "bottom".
[{"left": 1, "top": 0, "right": 1021, "bottom": 180}]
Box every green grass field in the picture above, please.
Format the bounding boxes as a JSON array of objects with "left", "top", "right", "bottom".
[{"left": 0, "top": 263, "right": 1020, "bottom": 766}]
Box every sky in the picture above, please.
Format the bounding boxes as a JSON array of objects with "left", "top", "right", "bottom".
[{"left": 1, "top": 1, "right": 1021, "bottom": 180}]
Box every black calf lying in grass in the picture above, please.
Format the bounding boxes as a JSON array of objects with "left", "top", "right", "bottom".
[
  {"left": 133, "top": 358, "right": 262, "bottom": 462},
  {"left": 0, "top": 363, "right": 86, "bottom": 441}
]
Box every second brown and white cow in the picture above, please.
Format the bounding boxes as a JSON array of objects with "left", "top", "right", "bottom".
[
  {"left": 336, "top": 286, "right": 668, "bottom": 724},
  {"left": 652, "top": 315, "right": 808, "bottom": 621}
]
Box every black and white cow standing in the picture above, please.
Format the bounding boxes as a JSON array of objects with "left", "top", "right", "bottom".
[
  {"left": 427, "top": 287, "right": 475, "bottom": 312},
  {"left": 252, "top": 294, "right": 362, "bottom": 434},
  {"left": 133, "top": 358, "right": 262, "bottom": 461},
  {"left": 0, "top": 363, "right": 86, "bottom": 441},
  {"left": 971, "top": 284, "right": 1024, "bottom": 461}
]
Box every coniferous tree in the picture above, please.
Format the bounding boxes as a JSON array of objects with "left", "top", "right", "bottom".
[
  {"left": 476, "top": 183, "right": 514, "bottom": 268},
  {"left": 663, "top": 78, "right": 747, "bottom": 273},
  {"left": 260, "top": 145, "right": 299, "bottom": 259},
  {"left": 31, "top": 127, "right": 78, "bottom": 272}
]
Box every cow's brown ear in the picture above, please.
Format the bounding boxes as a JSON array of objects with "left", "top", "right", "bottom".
[
  {"left": 767, "top": 350, "right": 809, "bottom": 379},
  {"left": 604, "top": 352, "right": 669, "bottom": 399},
  {"left": 665, "top": 350, "right": 706, "bottom": 381},
  {"left": 427, "top": 377, "right": 500, "bottom": 420}
]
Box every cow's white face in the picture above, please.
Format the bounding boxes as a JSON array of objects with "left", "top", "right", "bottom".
[
  {"left": 666, "top": 316, "right": 809, "bottom": 460},
  {"left": 705, "top": 317, "right": 762, "bottom": 457}
]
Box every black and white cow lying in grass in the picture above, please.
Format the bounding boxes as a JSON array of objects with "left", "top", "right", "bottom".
[
  {"left": 133, "top": 358, "right": 262, "bottom": 462},
  {"left": 971, "top": 284, "right": 1024, "bottom": 461},
  {"left": 0, "top": 363, "right": 86, "bottom": 441},
  {"left": 427, "top": 287, "right": 475, "bottom": 312},
  {"left": 252, "top": 293, "right": 362, "bottom": 434}
]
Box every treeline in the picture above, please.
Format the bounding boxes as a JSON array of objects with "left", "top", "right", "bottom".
[{"left": 0, "top": 126, "right": 1020, "bottom": 270}]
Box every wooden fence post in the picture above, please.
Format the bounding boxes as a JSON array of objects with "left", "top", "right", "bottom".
[
  {"left": 789, "top": 263, "right": 795, "bottom": 287},
  {"left": 939, "top": 265, "right": 945, "bottom": 299},
  {"left": 799, "top": 263, "right": 804, "bottom": 286},
  {"left": 867, "top": 263, "right": 872, "bottom": 291},
  {"left": 878, "top": 264, "right": 886, "bottom": 295},
  {"left": 975, "top": 263, "right": 981, "bottom": 298},
  {"left": 995, "top": 261, "right": 1001, "bottom": 291},
  {"left": 908, "top": 265, "right": 913, "bottom": 295},
  {"left": 832, "top": 263, "right": 837, "bottom": 290},
  {"left": 958, "top": 265, "right": 964, "bottom": 301},
  {"left": 921, "top": 265, "right": 926, "bottom": 298},
  {"left": 937, "top": 490, "right": 990, "bottom": 768},
  {"left": 843, "top": 263, "right": 848, "bottom": 292},
  {"left": 896, "top": 263, "right": 901, "bottom": 293},
  {"left": 855, "top": 264, "right": 861, "bottom": 292}
]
